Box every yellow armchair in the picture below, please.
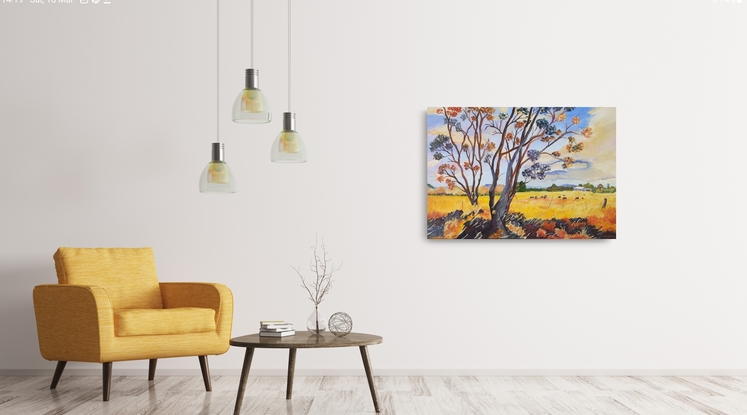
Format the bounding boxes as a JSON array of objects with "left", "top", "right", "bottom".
[{"left": 32, "top": 247, "right": 234, "bottom": 401}]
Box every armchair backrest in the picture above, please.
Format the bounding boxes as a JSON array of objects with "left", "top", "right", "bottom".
[{"left": 53, "top": 247, "right": 163, "bottom": 311}]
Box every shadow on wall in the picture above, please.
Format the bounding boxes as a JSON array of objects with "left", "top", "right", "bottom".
[{"left": 0, "top": 263, "right": 56, "bottom": 371}]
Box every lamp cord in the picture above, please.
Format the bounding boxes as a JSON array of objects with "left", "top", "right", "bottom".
[
  {"left": 251, "top": 0, "right": 254, "bottom": 68},
  {"left": 288, "top": 0, "right": 291, "bottom": 113},
  {"left": 216, "top": 0, "right": 220, "bottom": 143}
]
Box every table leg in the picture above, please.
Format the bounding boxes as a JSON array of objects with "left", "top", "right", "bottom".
[
  {"left": 233, "top": 347, "right": 255, "bottom": 415},
  {"left": 286, "top": 348, "right": 297, "bottom": 399},
  {"left": 359, "top": 346, "right": 381, "bottom": 413}
]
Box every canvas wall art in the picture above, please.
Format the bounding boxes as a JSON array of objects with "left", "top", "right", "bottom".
[{"left": 427, "top": 107, "right": 616, "bottom": 239}]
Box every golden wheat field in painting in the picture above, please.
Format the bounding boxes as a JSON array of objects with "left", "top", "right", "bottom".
[
  {"left": 428, "top": 191, "right": 615, "bottom": 220},
  {"left": 427, "top": 192, "right": 616, "bottom": 239},
  {"left": 427, "top": 107, "right": 616, "bottom": 239}
]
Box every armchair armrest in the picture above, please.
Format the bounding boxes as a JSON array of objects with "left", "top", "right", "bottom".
[
  {"left": 159, "top": 283, "right": 233, "bottom": 341},
  {"left": 32, "top": 284, "right": 114, "bottom": 363}
]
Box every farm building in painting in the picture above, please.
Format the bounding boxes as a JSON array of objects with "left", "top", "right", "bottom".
[{"left": 427, "top": 107, "right": 616, "bottom": 239}]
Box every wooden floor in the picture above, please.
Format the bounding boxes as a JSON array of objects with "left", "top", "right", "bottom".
[{"left": 2, "top": 375, "right": 747, "bottom": 414}]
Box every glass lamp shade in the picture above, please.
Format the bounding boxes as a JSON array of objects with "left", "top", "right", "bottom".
[
  {"left": 199, "top": 161, "right": 236, "bottom": 193},
  {"left": 232, "top": 88, "right": 271, "bottom": 123},
  {"left": 271, "top": 112, "right": 307, "bottom": 163},
  {"left": 271, "top": 130, "right": 307, "bottom": 163},
  {"left": 232, "top": 69, "right": 271, "bottom": 124},
  {"left": 199, "top": 143, "right": 237, "bottom": 193}
]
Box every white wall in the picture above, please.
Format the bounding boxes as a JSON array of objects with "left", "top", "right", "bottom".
[{"left": 1, "top": 0, "right": 746, "bottom": 375}]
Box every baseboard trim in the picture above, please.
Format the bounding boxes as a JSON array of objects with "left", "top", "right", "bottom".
[{"left": 3, "top": 368, "right": 747, "bottom": 377}]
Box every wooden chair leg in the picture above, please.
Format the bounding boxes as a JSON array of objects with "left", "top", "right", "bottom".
[
  {"left": 148, "top": 359, "right": 157, "bottom": 381},
  {"left": 50, "top": 361, "right": 67, "bottom": 389},
  {"left": 198, "top": 356, "right": 212, "bottom": 392},
  {"left": 103, "top": 362, "right": 112, "bottom": 401}
]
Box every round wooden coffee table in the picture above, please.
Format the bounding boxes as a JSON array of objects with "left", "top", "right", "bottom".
[{"left": 230, "top": 331, "right": 383, "bottom": 414}]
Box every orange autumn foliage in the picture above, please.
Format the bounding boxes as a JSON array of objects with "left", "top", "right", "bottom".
[
  {"left": 588, "top": 208, "right": 616, "bottom": 232},
  {"left": 443, "top": 219, "right": 464, "bottom": 239},
  {"left": 542, "top": 221, "right": 556, "bottom": 232}
]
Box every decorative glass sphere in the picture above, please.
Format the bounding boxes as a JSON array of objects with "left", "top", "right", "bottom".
[{"left": 328, "top": 312, "right": 352, "bottom": 337}]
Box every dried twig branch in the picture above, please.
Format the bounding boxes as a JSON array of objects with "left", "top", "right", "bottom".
[{"left": 293, "top": 235, "right": 341, "bottom": 306}]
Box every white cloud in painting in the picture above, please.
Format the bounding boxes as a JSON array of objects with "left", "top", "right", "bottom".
[{"left": 550, "top": 107, "right": 616, "bottom": 186}]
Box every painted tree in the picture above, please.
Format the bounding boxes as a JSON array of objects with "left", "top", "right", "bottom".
[
  {"left": 429, "top": 107, "right": 495, "bottom": 206},
  {"left": 483, "top": 107, "right": 592, "bottom": 236}
]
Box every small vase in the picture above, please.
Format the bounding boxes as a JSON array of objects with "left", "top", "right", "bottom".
[{"left": 306, "top": 306, "right": 327, "bottom": 334}]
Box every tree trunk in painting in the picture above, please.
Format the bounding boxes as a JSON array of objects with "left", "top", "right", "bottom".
[
  {"left": 489, "top": 166, "right": 518, "bottom": 237},
  {"left": 488, "top": 132, "right": 524, "bottom": 237},
  {"left": 490, "top": 193, "right": 512, "bottom": 237}
]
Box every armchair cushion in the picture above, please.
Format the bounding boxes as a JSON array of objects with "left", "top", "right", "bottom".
[
  {"left": 53, "top": 247, "right": 163, "bottom": 311},
  {"left": 114, "top": 308, "right": 216, "bottom": 337}
]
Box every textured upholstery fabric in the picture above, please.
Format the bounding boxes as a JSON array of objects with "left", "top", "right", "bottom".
[
  {"left": 33, "top": 248, "right": 234, "bottom": 363},
  {"left": 53, "top": 247, "right": 163, "bottom": 311},
  {"left": 159, "top": 282, "right": 234, "bottom": 341},
  {"left": 33, "top": 284, "right": 110, "bottom": 363},
  {"left": 115, "top": 308, "right": 216, "bottom": 337}
]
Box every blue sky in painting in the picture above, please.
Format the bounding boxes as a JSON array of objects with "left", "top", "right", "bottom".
[{"left": 426, "top": 107, "right": 616, "bottom": 189}]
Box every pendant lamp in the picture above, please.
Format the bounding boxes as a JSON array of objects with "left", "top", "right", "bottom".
[
  {"left": 271, "top": 0, "right": 307, "bottom": 163},
  {"left": 200, "top": 0, "right": 237, "bottom": 194},
  {"left": 232, "top": 0, "right": 271, "bottom": 123}
]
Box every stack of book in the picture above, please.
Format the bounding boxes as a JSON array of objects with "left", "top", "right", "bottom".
[{"left": 259, "top": 320, "right": 295, "bottom": 337}]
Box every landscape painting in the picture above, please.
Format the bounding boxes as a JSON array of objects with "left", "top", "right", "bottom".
[{"left": 427, "top": 107, "right": 616, "bottom": 239}]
